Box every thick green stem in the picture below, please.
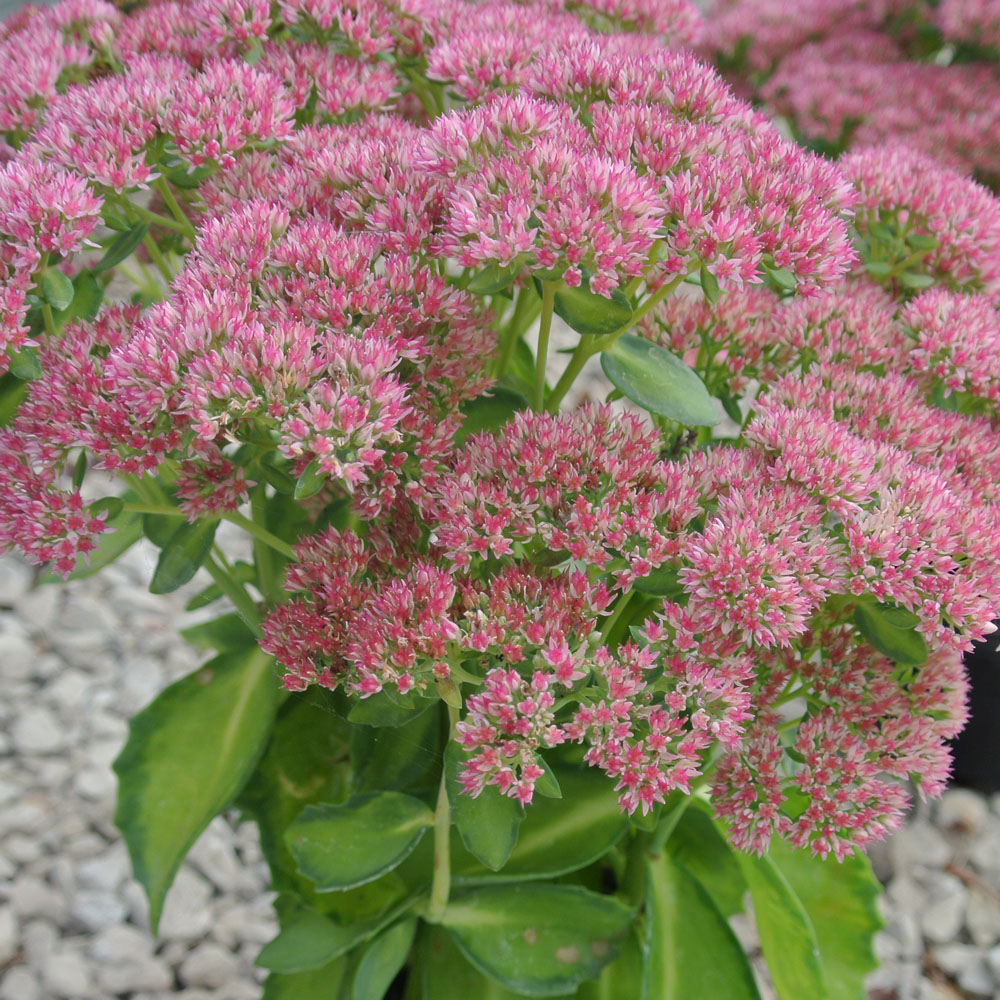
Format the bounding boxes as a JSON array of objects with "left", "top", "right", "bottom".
[
  {"left": 546, "top": 270, "right": 692, "bottom": 413},
  {"left": 142, "top": 233, "right": 174, "bottom": 285},
  {"left": 533, "top": 281, "right": 556, "bottom": 411},
  {"left": 494, "top": 289, "right": 541, "bottom": 378},
  {"left": 154, "top": 177, "right": 197, "bottom": 241},
  {"left": 204, "top": 553, "right": 262, "bottom": 637},
  {"left": 599, "top": 590, "right": 633, "bottom": 644},
  {"left": 121, "top": 199, "right": 190, "bottom": 236},
  {"left": 249, "top": 486, "right": 282, "bottom": 604},
  {"left": 425, "top": 702, "right": 460, "bottom": 924},
  {"left": 36, "top": 253, "right": 57, "bottom": 338}
]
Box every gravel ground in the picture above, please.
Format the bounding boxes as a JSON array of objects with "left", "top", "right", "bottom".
[{"left": 2, "top": 535, "right": 1000, "bottom": 999}]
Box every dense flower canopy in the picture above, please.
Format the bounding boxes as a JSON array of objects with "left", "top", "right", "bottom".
[{"left": 0, "top": 0, "right": 998, "bottom": 865}]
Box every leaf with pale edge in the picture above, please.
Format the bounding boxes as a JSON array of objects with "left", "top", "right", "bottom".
[{"left": 113, "top": 648, "right": 278, "bottom": 931}]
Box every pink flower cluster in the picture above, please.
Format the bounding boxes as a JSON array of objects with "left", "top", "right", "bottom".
[
  {"left": 703, "top": 0, "right": 1000, "bottom": 183},
  {"left": 0, "top": 0, "right": 997, "bottom": 864}
]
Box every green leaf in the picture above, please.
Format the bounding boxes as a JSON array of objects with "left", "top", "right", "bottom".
[
  {"left": 532, "top": 756, "right": 562, "bottom": 799},
  {"left": 445, "top": 742, "right": 522, "bottom": 872},
  {"left": 180, "top": 612, "right": 257, "bottom": 651},
  {"left": 294, "top": 459, "right": 327, "bottom": 500},
  {"left": 71, "top": 450, "right": 87, "bottom": 490},
  {"left": 456, "top": 387, "right": 528, "bottom": 446},
  {"left": 143, "top": 511, "right": 179, "bottom": 548},
  {"left": 765, "top": 265, "right": 796, "bottom": 292},
  {"left": 258, "top": 909, "right": 373, "bottom": 974},
  {"left": 552, "top": 281, "right": 632, "bottom": 336},
  {"left": 467, "top": 261, "right": 521, "bottom": 295},
  {"left": 238, "top": 694, "right": 353, "bottom": 910},
  {"left": 853, "top": 600, "right": 928, "bottom": 666},
  {"left": 898, "top": 271, "right": 935, "bottom": 290},
  {"left": 576, "top": 928, "right": 645, "bottom": 1000},
  {"left": 736, "top": 851, "right": 829, "bottom": 1000},
  {"left": 644, "top": 854, "right": 761, "bottom": 1000},
  {"left": 443, "top": 884, "right": 632, "bottom": 996},
  {"left": 352, "top": 704, "right": 444, "bottom": 796},
  {"left": 453, "top": 763, "right": 627, "bottom": 883},
  {"left": 149, "top": 519, "right": 218, "bottom": 594},
  {"left": 262, "top": 956, "right": 347, "bottom": 1000},
  {"left": 113, "top": 648, "right": 278, "bottom": 932},
  {"left": 905, "top": 233, "right": 938, "bottom": 251},
  {"left": 667, "top": 801, "right": 746, "bottom": 918},
  {"left": 286, "top": 792, "right": 434, "bottom": 892},
  {"left": 352, "top": 918, "right": 417, "bottom": 1000},
  {"left": 0, "top": 372, "right": 28, "bottom": 424},
  {"left": 863, "top": 261, "right": 892, "bottom": 278},
  {"left": 8, "top": 346, "right": 41, "bottom": 381},
  {"left": 40, "top": 268, "right": 74, "bottom": 311},
  {"left": 260, "top": 453, "right": 297, "bottom": 494},
  {"left": 56, "top": 270, "right": 103, "bottom": 326},
  {"left": 421, "top": 928, "right": 526, "bottom": 999},
  {"left": 699, "top": 264, "right": 719, "bottom": 305},
  {"left": 720, "top": 392, "right": 743, "bottom": 425},
  {"left": 94, "top": 222, "right": 149, "bottom": 272},
  {"left": 601, "top": 334, "right": 719, "bottom": 427},
  {"left": 632, "top": 565, "right": 683, "bottom": 599},
  {"left": 161, "top": 164, "right": 213, "bottom": 190},
  {"left": 347, "top": 688, "right": 437, "bottom": 728},
  {"left": 768, "top": 841, "right": 882, "bottom": 1000}
]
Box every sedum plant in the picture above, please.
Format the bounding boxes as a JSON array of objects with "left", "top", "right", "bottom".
[{"left": 1, "top": 0, "right": 1000, "bottom": 997}]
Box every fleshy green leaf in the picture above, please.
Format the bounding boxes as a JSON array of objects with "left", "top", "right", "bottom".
[
  {"left": 898, "top": 271, "right": 935, "bottom": 290},
  {"left": 443, "top": 885, "right": 633, "bottom": 996},
  {"left": 258, "top": 909, "right": 374, "bottom": 974},
  {"left": 56, "top": 270, "right": 103, "bottom": 326},
  {"left": 352, "top": 704, "right": 444, "bottom": 796},
  {"left": 421, "top": 927, "right": 526, "bottom": 999},
  {"left": 149, "top": 520, "right": 218, "bottom": 594},
  {"left": 854, "top": 600, "right": 928, "bottom": 666},
  {"left": 352, "top": 918, "right": 417, "bottom": 1000},
  {"left": 863, "top": 261, "right": 892, "bottom": 279},
  {"left": 467, "top": 261, "right": 521, "bottom": 294},
  {"left": 456, "top": 387, "right": 528, "bottom": 445},
  {"left": 445, "top": 742, "right": 522, "bottom": 872},
  {"left": 643, "top": 854, "right": 761, "bottom": 1000},
  {"left": 699, "top": 264, "right": 719, "bottom": 305},
  {"left": 94, "top": 222, "right": 149, "bottom": 272},
  {"left": 179, "top": 612, "right": 257, "bottom": 651},
  {"left": 453, "top": 763, "right": 627, "bottom": 883},
  {"left": 347, "top": 688, "right": 437, "bottom": 728},
  {"left": 185, "top": 561, "right": 256, "bottom": 611},
  {"left": 143, "top": 511, "right": 180, "bottom": 548},
  {"left": 294, "top": 459, "right": 327, "bottom": 500},
  {"left": 601, "top": 334, "right": 719, "bottom": 427},
  {"left": 113, "top": 648, "right": 278, "bottom": 932},
  {"left": 262, "top": 956, "right": 347, "bottom": 1000},
  {"left": 532, "top": 756, "right": 562, "bottom": 799},
  {"left": 8, "top": 346, "right": 41, "bottom": 381},
  {"left": 576, "top": 928, "right": 645, "bottom": 1000},
  {"left": 667, "top": 801, "right": 746, "bottom": 918},
  {"left": 765, "top": 265, "right": 797, "bottom": 292},
  {"left": 286, "top": 792, "right": 434, "bottom": 891},
  {"left": 736, "top": 851, "right": 829, "bottom": 1000},
  {"left": 768, "top": 842, "right": 883, "bottom": 1000},
  {"left": 632, "top": 566, "right": 683, "bottom": 599},
  {"left": 238, "top": 694, "right": 354, "bottom": 911},
  {"left": 0, "top": 371, "right": 28, "bottom": 423},
  {"left": 40, "top": 268, "right": 74, "bottom": 311},
  {"left": 552, "top": 281, "right": 633, "bottom": 336}
]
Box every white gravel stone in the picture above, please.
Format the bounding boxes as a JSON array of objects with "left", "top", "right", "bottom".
[
  {"left": 890, "top": 821, "right": 953, "bottom": 873},
  {"left": 179, "top": 941, "right": 242, "bottom": 989},
  {"left": 937, "top": 788, "right": 990, "bottom": 838},
  {"left": 966, "top": 890, "right": 1000, "bottom": 947},
  {"left": 0, "top": 558, "right": 31, "bottom": 603},
  {"left": 70, "top": 888, "right": 127, "bottom": 932},
  {"left": 96, "top": 953, "right": 174, "bottom": 995},
  {"left": 933, "top": 942, "right": 984, "bottom": 978},
  {"left": 986, "top": 942, "right": 1000, "bottom": 980},
  {"left": 76, "top": 842, "right": 129, "bottom": 892},
  {"left": 0, "top": 966, "right": 41, "bottom": 1000},
  {"left": 158, "top": 867, "right": 215, "bottom": 940},
  {"left": 9, "top": 875, "right": 67, "bottom": 923},
  {"left": 0, "top": 908, "right": 17, "bottom": 965},
  {"left": 958, "top": 958, "right": 994, "bottom": 996},
  {"left": 188, "top": 820, "right": 246, "bottom": 896},
  {"left": 21, "top": 919, "right": 58, "bottom": 964},
  {"left": 11, "top": 707, "right": 68, "bottom": 754},
  {"left": 919, "top": 873, "right": 967, "bottom": 944},
  {"left": 90, "top": 922, "right": 153, "bottom": 965},
  {"left": 0, "top": 633, "right": 34, "bottom": 681},
  {"left": 41, "top": 947, "right": 95, "bottom": 998}
]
